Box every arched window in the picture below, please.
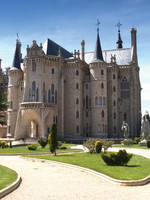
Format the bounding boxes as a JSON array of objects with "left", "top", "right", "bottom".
[
  {"left": 95, "top": 96, "right": 98, "bottom": 105},
  {"left": 113, "top": 74, "right": 115, "bottom": 79},
  {"left": 102, "top": 110, "right": 104, "bottom": 118},
  {"left": 32, "top": 94, "right": 35, "bottom": 102},
  {"left": 55, "top": 90, "right": 57, "bottom": 105},
  {"left": 51, "top": 96, "right": 54, "bottom": 104},
  {"left": 102, "top": 124, "right": 105, "bottom": 133},
  {"left": 32, "top": 61, "right": 36, "bottom": 72},
  {"left": 29, "top": 88, "right": 31, "bottom": 101},
  {"left": 113, "top": 100, "right": 116, "bottom": 106},
  {"left": 48, "top": 90, "right": 51, "bottom": 103},
  {"left": 86, "top": 84, "right": 88, "bottom": 89},
  {"left": 36, "top": 88, "right": 39, "bottom": 102},
  {"left": 101, "top": 82, "right": 104, "bottom": 89},
  {"left": 76, "top": 111, "right": 79, "bottom": 118},
  {"left": 76, "top": 125, "right": 79, "bottom": 134},
  {"left": 52, "top": 68, "right": 54, "bottom": 74},
  {"left": 101, "top": 69, "right": 104, "bottom": 75},
  {"left": 114, "top": 112, "right": 116, "bottom": 119},
  {"left": 76, "top": 98, "right": 79, "bottom": 104},
  {"left": 103, "top": 97, "right": 105, "bottom": 105},
  {"left": 114, "top": 126, "right": 116, "bottom": 133},
  {"left": 51, "top": 83, "right": 54, "bottom": 95},
  {"left": 86, "top": 95, "right": 88, "bottom": 108},
  {"left": 113, "top": 86, "right": 116, "bottom": 92},
  {"left": 76, "top": 70, "right": 79, "bottom": 76},
  {"left": 98, "top": 124, "right": 101, "bottom": 133},
  {"left": 32, "top": 81, "right": 36, "bottom": 93},
  {"left": 76, "top": 83, "right": 79, "bottom": 89},
  {"left": 124, "top": 113, "right": 127, "bottom": 121},
  {"left": 99, "top": 97, "right": 102, "bottom": 105}
]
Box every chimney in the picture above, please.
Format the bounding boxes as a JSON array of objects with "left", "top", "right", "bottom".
[
  {"left": 131, "top": 28, "right": 137, "bottom": 63},
  {"left": 81, "top": 40, "right": 85, "bottom": 61}
]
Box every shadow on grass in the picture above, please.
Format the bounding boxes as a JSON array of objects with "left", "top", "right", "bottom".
[{"left": 125, "top": 165, "right": 140, "bottom": 167}]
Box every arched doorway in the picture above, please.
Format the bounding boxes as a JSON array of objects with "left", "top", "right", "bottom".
[{"left": 30, "top": 120, "right": 39, "bottom": 138}]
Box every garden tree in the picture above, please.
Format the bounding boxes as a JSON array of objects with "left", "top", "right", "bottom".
[
  {"left": 49, "top": 123, "right": 58, "bottom": 156},
  {"left": 0, "top": 89, "right": 8, "bottom": 125}
]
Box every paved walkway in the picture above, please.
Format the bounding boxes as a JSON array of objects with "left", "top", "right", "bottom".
[{"left": 0, "top": 148, "right": 150, "bottom": 200}]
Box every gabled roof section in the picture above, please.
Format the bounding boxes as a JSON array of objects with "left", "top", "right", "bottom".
[
  {"left": 43, "top": 38, "right": 73, "bottom": 59},
  {"left": 12, "top": 40, "right": 21, "bottom": 69}
]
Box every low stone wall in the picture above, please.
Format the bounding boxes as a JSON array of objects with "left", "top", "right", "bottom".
[{"left": 0, "top": 125, "right": 7, "bottom": 138}]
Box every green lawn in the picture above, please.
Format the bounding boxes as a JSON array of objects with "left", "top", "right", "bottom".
[
  {"left": 112, "top": 144, "right": 150, "bottom": 149},
  {"left": 27, "top": 153, "right": 150, "bottom": 180},
  {"left": 0, "top": 144, "right": 80, "bottom": 154},
  {"left": 0, "top": 165, "right": 18, "bottom": 190}
]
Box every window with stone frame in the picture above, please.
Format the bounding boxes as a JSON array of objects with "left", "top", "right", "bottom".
[
  {"left": 76, "top": 98, "right": 79, "bottom": 104},
  {"left": 48, "top": 90, "right": 51, "bottom": 103},
  {"left": 113, "top": 74, "right": 115, "bottom": 79},
  {"left": 113, "top": 112, "right": 116, "bottom": 119},
  {"left": 10, "top": 101, "right": 13, "bottom": 109},
  {"left": 55, "top": 90, "right": 57, "bottom": 105},
  {"left": 32, "top": 60, "right": 36, "bottom": 72},
  {"left": 51, "top": 83, "right": 54, "bottom": 95},
  {"left": 76, "top": 70, "right": 79, "bottom": 76},
  {"left": 86, "top": 83, "right": 88, "bottom": 89},
  {"left": 102, "top": 110, "right": 104, "bottom": 118},
  {"left": 101, "top": 69, "right": 104, "bottom": 75},
  {"left": 86, "top": 95, "right": 89, "bottom": 108},
  {"left": 113, "top": 100, "right": 116, "bottom": 107},
  {"left": 113, "top": 86, "right": 116, "bottom": 92},
  {"left": 76, "top": 110, "right": 79, "bottom": 118},
  {"left": 95, "top": 96, "right": 98, "bottom": 105},
  {"left": 36, "top": 88, "right": 39, "bottom": 102},
  {"left": 76, "top": 125, "right": 79, "bottom": 134},
  {"left": 103, "top": 97, "right": 106, "bottom": 105},
  {"left": 99, "top": 97, "right": 102, "bottom": 105},
  {"left": 97, "top": 124, "right": 101, "bottom": 133},
  {"left": 52, "top": 68, "right": 54, "bottom": 74},
  {"left": 76, "top": 83, "right": 79, "bottom": 89},
  {"left": 101, "top": 82, "right": 104, "bottom": 89}
]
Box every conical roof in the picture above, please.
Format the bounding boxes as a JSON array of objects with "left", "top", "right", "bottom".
[
  {"left": 93, "top": 30, "right": 103, "bottom": 61},
  {"left": 12, "top": 40, "right": 21, "bottom": 69},
  {"left": 116, "top": 30, "right": 123, "bottom": 49}
]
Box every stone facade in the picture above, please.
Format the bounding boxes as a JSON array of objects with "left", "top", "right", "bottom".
[{"left": 7, "top": 27, "right": 141, "bottom": 141}]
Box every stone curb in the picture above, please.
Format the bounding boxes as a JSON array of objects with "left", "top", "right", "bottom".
[
  {"left": 26, "top": 157, "right": 150, "bottom": 186},
  {"left": 0, "top": 171, "right": 21, "bottom": 199}
]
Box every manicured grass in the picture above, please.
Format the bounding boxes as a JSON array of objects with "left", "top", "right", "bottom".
[
  {"left": 0, "top": 144, "right": 80, "bottom": 154},
  {"left": 0, "top": 165, "right": 18, "bottom": 190},
  {"left": 112, "top": 144, "right": 150, "bottom": 149},
  {"left": 27, "top": 153, "right": 150, "bottom": 180}
]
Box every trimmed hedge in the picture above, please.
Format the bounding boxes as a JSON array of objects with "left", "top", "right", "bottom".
[
  {"left": 147, "top": 140, "right": 150, "bottom": 148},
  {"left": 38, "top": 136, "right": 48, "bottom": 148},
  {"left": 95, "top": 141, "right": 102, "bottom": 153},
  {"left": 101, "top": 150, "right": 132, "bottom": 166},
  {"left": 27, "top": 144, "right": 38, "bottom": 150}
]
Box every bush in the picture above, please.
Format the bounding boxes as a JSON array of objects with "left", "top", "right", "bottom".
[
  {"left": 83, "top": 138, "right": 97, "bottom": 154},
  {"left": 57, "top": 141, "right": 62, "bottom": 149},
  {"left": 147, "top": 140, "right": 150, "bottom": 148},
  {"left": 102, "top": 140, "right": 114, "bottom": 152},
  {"left": 60, "top": 146, "right": 67, "bottom": 149},
  {"left": 95, "top": 141, "right": 102, "bottom": 153},
  {"left": 101, "top": 150, "right": 132, "bottom": 166},
  {"left": 49, "top": 123, "right": 58, "bottom": 155},
  {"left": 121, "top": 139, "right": 134, "bottom": 146},
  {"left": 38, "top": 136, "right": 48, "bottom": 148},
  {"left": 27, "top": 144, "right": 38, "bottom": 150},
  {"left": 0, "top": 141, "right": 8, "bottom": 149},
  {"left": 134, "top": 137, "right": 141, "bottom": 144}
]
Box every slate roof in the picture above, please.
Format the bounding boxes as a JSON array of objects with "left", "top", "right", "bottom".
[
  {"left": 43, "top": 38, "right": 73, "bottom": 58},
  {"left": 12, "top": 41, "right": 21, "bottom": 69},
  {"left": 84, "top": 48, "right": 132, "bottom": 65},
  {"left": 93, "top": 32, "right": 103, "bottom": 61}
]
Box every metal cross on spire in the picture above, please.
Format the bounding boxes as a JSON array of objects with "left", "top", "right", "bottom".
[
  {"left": 96, "top": 19, "right": 100, "bottom": 33},
  {"left": 16, "top": 32, "right": 20, "bottom": 41},
  {"left": 116, "top": 20, "right": 122, "bottom": 31}
]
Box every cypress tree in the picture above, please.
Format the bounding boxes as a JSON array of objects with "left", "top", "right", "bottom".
[{"left": 49, "top": 123, "right": 58, "bottom": 156}]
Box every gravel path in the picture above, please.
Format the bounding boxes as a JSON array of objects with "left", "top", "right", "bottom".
[{"left": 0, "top": 148, "right": 150, "bottom": 200}]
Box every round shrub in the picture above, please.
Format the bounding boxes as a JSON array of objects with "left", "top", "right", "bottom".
[
  {"left": 27, "top": 144, "right": 38, "bottom": 150},
  {"left": 0, "top": 141, "right": 8, "bottom": 149},
  {"left": 60, "top": 146, "right": 67, "bottom": 149},
  {"left": 95, "top": 141, "right": 102, "bottom": 153},
  {"left": 38, "top": 136, "right": 48, "bottom": 148},
  {"left": 101, "top": 150, "right": 132, "bottom": 166},
  {"left": 134, "top": 137, "right": 140, "bottom": 144},
  {"left": 147, "top": 140, "right": 150, "bottom": 148}
]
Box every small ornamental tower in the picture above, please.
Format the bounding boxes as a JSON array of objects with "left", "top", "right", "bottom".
[
  {"left": 7, "top": 40, "right": 23, "bottom": 137},
  {"left": 116, "top": 21, "right": 123, "bottom": 49},
  {"left": 89, "top": 20, "right": 108, "bottom": 138}
]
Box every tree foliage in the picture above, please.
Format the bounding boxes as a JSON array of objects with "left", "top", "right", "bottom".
[
  {"left": 0, "top": 90, "right": 8, "bottom": 125},
  {"left": 49, "top": 123, "right": 58, "bottom": 155}
]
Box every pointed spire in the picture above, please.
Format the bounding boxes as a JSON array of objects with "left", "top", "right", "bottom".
[
  {"left": 12, "top": 40, "right": 21, "bottom": 69},
  {"left": 116, "top": 20, "right": 123, "bottom": 49},
  {"left": 93, "top": 20, "right": 103, "bottom": 61}
]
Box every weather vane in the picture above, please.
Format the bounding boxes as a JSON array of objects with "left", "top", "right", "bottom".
[
  {"left": 96, "top": 19, "right": 100, "bottom": 33},
  {"left": 116, "top": 20, "right": 122, "bottom": 31}
]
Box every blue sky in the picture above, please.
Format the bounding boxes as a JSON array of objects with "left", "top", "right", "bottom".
[{"left": 0, "top": 0, "right": 150, "bottom": 114}]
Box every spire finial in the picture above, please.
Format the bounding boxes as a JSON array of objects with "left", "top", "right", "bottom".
[
  {"left": 96, "top": 19, "right": 100, "bottom": 33},
  {"left": 16, "top": 32, "right": 20, "bottom": 42},
  {"left": 116, "top": 20, "right": 122, "bottom": 32}
]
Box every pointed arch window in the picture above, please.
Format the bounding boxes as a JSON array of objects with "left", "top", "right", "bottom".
[
  {"left": 76, "top": 126, "right": 79, "bottom": 134},
  {"left": 113, "top": 74, "right": 116, "bottom": 79},
  {"left": 76, "top": 70, "right": 79, "bottom": 76},
  {"left": 36, "top": 88, "right": 39, "bottom": 102},
  {"left": 55, "top": 90, "right": 57, "bottom": 105},
  {"left": 76, "top": 83, "right": 79, "bottom": 89},
  {"left": 86, "top": 95, "right": 88, "bottom": 108},
  {"left": 86, "top": 84, "right": 88, "bottom": 89},
  {"left": 51, "top": 83, "right": 54, "bottom": 95},
  {"left": 102, "top": 110, "right": 104, "bottom": 118},
  {"left": 51, "top": 96, "right": 54, "bottom": 104},
  {"left": 48, "top": 90, "right": 51, "bottom": 103},
  {"left": 113, "top": 86, "right": 116, "bottom": 92},
  {"left": 32, "top": 81, "right": 36, "bottom": 93},
  {"left": 101, "top": 82, "right": 104, "bottom": 89},
  {"left": 114, "top": 112, "right": 116, "bottom": 119},
  {"left": 52, "top": 68, "right": 54, "bottom": 74},
  {"left": 76, "top": 98, "right": 79, "bottom": 104},
  {"left": 113, "top": 100, "right": 116, "bottom": 107},
  {"left": 95, "top": 96, "right": 98, "bottom": 105},
  {"left": 76, "top": 110, "right": 79, "bottom": 118},
  {"left": 101, "top": 69, "right": 104, "bottom": 75},
  {"left": 99, "top": 97, "right": 102, "bottom": 105},
  {"left": 32, "top": 60, "right": 36, "bottom": 72}
]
